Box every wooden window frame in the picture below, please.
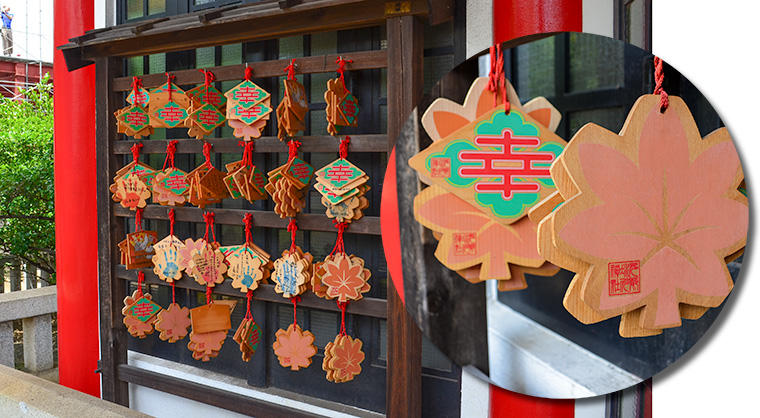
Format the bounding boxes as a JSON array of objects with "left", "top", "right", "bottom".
[{"left": 57, "top": 1, "right": 452, "bottom": 415}]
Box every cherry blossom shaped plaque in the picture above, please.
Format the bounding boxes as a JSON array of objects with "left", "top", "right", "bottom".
[
  {"left": 154, "top": 303, "right": 191, "bottom": 343},
  {"left": 538, "top": 94, "right": 748, "bottom": 335}
]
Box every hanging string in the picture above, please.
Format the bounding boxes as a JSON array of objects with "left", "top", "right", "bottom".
[
  {"left": 162, "top": 140, "right": 178, "bottom": 170},
  {"left": 168, "top": 208, "right": 176, "bottom": 237},
  {"left": 165, "top": 73, "right": 174, "bottom": 101},
  {"left": 339, "top": 136, "right": 350, "bottom": 159},
  {"left": 329, "top": 221, "right": 348, "bottom": 256},
  {"left": 653, "top": 56, "right": 669, "bottom": 112},
  {"left": 240, "top": 140, "right": 254, "bottom": 168},
  {"left": 198, "top": 68, "right": 215, "bottom": 104},
  {"left": 245, "top": 290, "right": 253, "bottom": 320},
  {"left": 206, "top": 286, "right": 213, "bottom": 305},
  {"left": 336, "top": 56, "right": 353, "bottom": 90},
  {"left": 202, "top": 141, "right": 213, "bottom": 169},
  {"left": 203, "top": 211, "right": 217, "bottom": 243},
  {"left": 243, "top": 213, "right": 254, "bottom": 245},
  {"left": 488, "top": 44, "right": 508, "bottom": 112},
  {"left": 134, "top": 208, "right": 143, "bottom": 232},
  {"left": 287, "top": 218, "right": 298, "bottom": 252},
  {"left": 287, "top": 139, "right": 301, "bottom": 161},
  {"left": 337, "top": 301, "right": 347, "bottom": 336},
  {"left": 291, "top": 295, "right": 301, "bottom": 325},
  {"left": 244, "top": 64, "right": 253, "bottom": 82},
  {"left": 131, "top": 76, "right": 144, "bottom": 106},
  {"left": 171, "top": 281, "right": 176, "bottom": 304},
  {"left": 136, "top": 271, "right": 145, "bottom": 298},
  {"left": 284, "top": 58, "right": 297, "bottom": 81},
  {"left": 130, "top": 142, "right": 143, "bottom": 164}
]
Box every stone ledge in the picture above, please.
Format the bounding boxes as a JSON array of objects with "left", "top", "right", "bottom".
[
  {"left": 0, "top": 286, "right": 57, "bottom": 323},
  {"left": 0, "top": 364, "right": 147, "bottom": 417}
]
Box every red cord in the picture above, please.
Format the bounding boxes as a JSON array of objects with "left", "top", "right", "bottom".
[
  {"left": 165, "top": 73, "right": 174, "bottom": 101},
  {"left": 291, "top": 295, "right": 301, "bottom": 325},
  {"left": 206, "top": 286, "right": 213, "bottom": 305},
  {"left": 130, "top": 142, "right": 143, "bottom": 164},
  {"left": 329, "top": 221, "right": 348, "bottom": 256},
  {"left": 168, "top": 208, "right": 175, "bottom": 237},
  {"left": 336, "top": 56, "right": 353, "bottom": 90},
  {"left": 337, "top": 301, "right": 347, "bottom": 336},
  {"left": 653, "top": 56, "right": 669, "bottom": 112},
  {"left": 202, "top": 141, "right": 213, "bottom": 168},
  {"left": 284, "top": 58, "right": 296, "bottom": 81},
  {"left": 339, "top": 136, "right": 350, "bottom": 159},
  {"left": 244, "top": 66, "right": 253, "bottom": 81},
  {"left": 287, "top": 139, "right": 301, "bottom": 161},
  {"left": 240, "top": 140, "right": 254, "bottom": 167},
  {"left": 171, "top": 281, "right": 176, "bottom": 304},
  {"left": 245, "top": 290, "right": 253, "bottom": 320},
  {"left": 287, "top": 218, "right": 298, "bottom": 252},
  {"left": 134, "top": 208, "right": 143, "bottom": 232},
  {"left": 488, "top": 44, "right": 509, "bottom": 112},
  {"left": 198, "top": 69, "right": 215, "bottom": 104},
  {"left": 243, "top": 213, "right": 254, "bottom": 245},
  {"left": 131, "top": 76, "right": 145, "bottom": 106},
  {"left": 136, "top": 271, "right": 145, "bottom": 298},
  {"left": 203, "top": 211, "right": 217, "bottom": 243},
  {"left": 162, "top": 140, "right": 178, "bottom": 170}
]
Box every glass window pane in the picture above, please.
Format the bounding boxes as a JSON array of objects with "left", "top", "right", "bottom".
[
  {"left": 148, "top": 53, "right": 165, "bottom": 74},
  {"left": 279, "top": 36, "right": 303, "bottom": 60},
  {"left": 309, "top": 310, "right": 338, "bottom": 348},
  {"left": 424, "top": 55, "right": 454, "bottom": 95},
  {"left": 568, "top": 33, "right": 624, "bottom": 92},
  {"left": 567, "top": 107, "right": 625, "bottom": 137},
  {"left": 626, "top": 0, "right": 647, "bottom": 49},
  {"left": 422, "top": 336, "right": 452, "bottom": 371},
  {"left": 515, "top": 37, "right": 555, "bottom": 99},
  {"left": 126, "top": 0, "right": 143, "bottom": 20},
  {"left": 221, "top": 44, "right": 242, "bottom": 66},
  {"left": 127, "top": 56, "right": 143, "bottom": 76},
  {"left": 195, "top": 47, "right": 215, "bottom": 68},
  {"left": 148, "top": 0, "right": 165, "bottom": 15}
]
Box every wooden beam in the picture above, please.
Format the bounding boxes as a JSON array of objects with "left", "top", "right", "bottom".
[
  {"left": 59, "top": 0, "right": 429, "bottom": 64},
  {"left": 116, "top": 267, "right": 388, "bottom": 319},
  {"left": 95, "top": 56, "right": 129, "bottom": 406},
  {"left": 112, "top": 135, "right": 389, "bottom": 154},
  {"left": 113, "top": 206, "right": 381, "bottom": 235},
  {"left": 111, "top": 50, "right": 388, "bottom": 90},
  {"left": 117, "top": 365, "right": 315, "bottom": 418},
  {"left": 385, "top": 14, "right": 424, "bottom": 418}
]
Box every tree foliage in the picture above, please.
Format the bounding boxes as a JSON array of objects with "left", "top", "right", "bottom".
[{"left": 0, "top": 76, "right": 54, "bottom": 280}]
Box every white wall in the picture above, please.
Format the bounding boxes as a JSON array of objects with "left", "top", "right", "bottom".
[{"left": 0, "top": 0, "right": 53, "bottom": 62}]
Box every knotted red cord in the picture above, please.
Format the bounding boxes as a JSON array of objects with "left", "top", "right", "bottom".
[
  {"left": 206, "top": 286, "right": 213, "bottom": 305},
  {"left": 135, "top": 208, "right": 143, "bottom": 232},
  {"left": 203, "top": 211, "right": 217, "bottom": 243},
  {"left": 198, "top": 69, "right": 215, "bottom": 104},
  {"left": 337, "top": 301, "right": 347, "bottom": 336},
  {"left": 165, "top": 73, "right": 174, "bottom": 101},
  {"left": 245, "top": 290, "right": 253, "bottom": 320},
  {"left": 168, "top": 208, "right": 176, "bottom": 237},
  {"left": 136, "top": 271, "right": 145, "bottom": 298},
  {"left": 244, "top": 65, "right": 253, "bottom": 81},
  {"left": 240, "top": 141, "right": 254, "bottom": 167},
  {"left": 291, "top": 295, "right": 301, "bottom": 325},
  {"left": 329, "top": 221, "right": 348, "bottom": 256},
  {"left": 339, "top": 136, "right": 350, "bottom": 159},
  {"left": 284, "top": 58, "right": 296, "bottom": 81},
  {"left": 131, "top": 76, "right": 145, "bottom": 106},
  {"left": 488, "top": 44, "right": 508, "bottom": 112},
  {"left": 162, "top": 140, "right": 178, "bottom": 170},
  {"left": 243, "top": 213, "right": 254, "bottom": 245},
  {"left": 336, "top": 56, "right": 353, "bottom": 90},
  {"left": 653, "top": 56, "right": 669, "bottom": 112},
  {"left": 287, "top": 139, "right": 301, "bottom": 161},
  {"left": 130, "top": 142, "right": 143, "bottom": 164},
  {"left": 287, "top": 218, "right": 298, "bottom": 252},
  {"left": 202, "top": 141, "right": 213, "bottom": 168}
]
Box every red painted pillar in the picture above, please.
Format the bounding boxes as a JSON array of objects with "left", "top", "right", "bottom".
[
  {"left": 493, "top": 0, "right": 583, "bottom": 44},
  {"left": 489, "top": 1, "right": 582, "bottom": 416},
  {"left": 54, "top": 0, "right": 100, "bottom": 397}
]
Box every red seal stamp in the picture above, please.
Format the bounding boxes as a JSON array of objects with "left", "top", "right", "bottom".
[
  {"left": 608, "top": 260, "right": 641, "bottom": 296},
  {"left": 430, "top": 157, "right": 451, "bottom": 178},
  {"left": 453, "top": 232, "right": 476, "bottom": 256}
]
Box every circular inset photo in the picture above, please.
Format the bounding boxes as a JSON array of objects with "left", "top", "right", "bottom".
[{"left": 381, "top": 32, "right": 749, "bottom": 398}]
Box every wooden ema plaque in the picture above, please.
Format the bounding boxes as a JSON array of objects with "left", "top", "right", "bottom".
[{"left": 535, "top": 94, "right": 748, "bottom": 337}]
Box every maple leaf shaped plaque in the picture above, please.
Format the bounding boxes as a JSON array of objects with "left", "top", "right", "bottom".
[
  {"left": 272, "top": 323, "right": 317, "bottom": 371},
  {"left": 538, "top": 94, "right": 748, "bottom": 337}
]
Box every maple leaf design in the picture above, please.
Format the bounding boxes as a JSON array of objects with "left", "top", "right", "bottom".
[
  {"left": 543, "top": 95, "right": 748, "bottom": 331},
  {"left": 154, "top": 303, "right": 191, "bottom": 343},
  {"left": 415, "top": 185, "right": 544, "bottom": 281},
  {"left": 272, "top": 323, "right": 317, "bottom": 371},
  {"left": 187, "top": 330, "right": 227, "bottom": 362},
  {"left": 321, "top": 254, "right": 367, "bottom": 302},
  {"left": 329, "top": 335, "right": 365, "bottom": 382}
]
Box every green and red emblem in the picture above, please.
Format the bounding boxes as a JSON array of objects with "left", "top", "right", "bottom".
[
  {"left": 126, "top": 296, "right": 162, "bottom": 322},
  {"left": 246, "top": 321, "right": 261, "bottom": 352},
  {"left": 155, "top": 101, "right": 188, "bottom": 128},
  {"left": 286, "top": 158, "right": 314, "bottom": 188},
  {"left": 188, "top": 85, "right": 226, "bottom": 108},
  {"left": 160, "top": 168, "right": 189, "bottom": 195},
  {"left": 316, "top": 158, "right": 363, "bottom": 190},
  {"left": 190, "top": 103, "right": 226, "bottom": 132},
  {"left": 251, "top": 166, "right": 266, "bottom": 189},
  {"left": 226, "top": 80, "right": 270, "bottom": 108},
  {"left": 339, "top": 93, "right": 359, "bottom": 125},
  {"left": 315, "top": 182, "right": 358, "bottom": 205},
  {"left": 127, "top": 87, "right": 150, "bottom": 106},
  {"left": 120, "top": 105, "right": 150, "bottom": 132},
  {"left": 230, "top": 102, "right": 272, "bottom": 125}
]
